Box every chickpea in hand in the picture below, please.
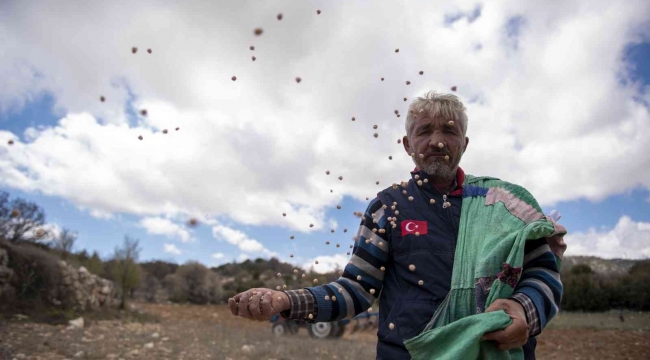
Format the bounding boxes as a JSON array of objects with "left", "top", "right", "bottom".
[{"left": 228, "top": 288, "right": 291, "bottom": 322}]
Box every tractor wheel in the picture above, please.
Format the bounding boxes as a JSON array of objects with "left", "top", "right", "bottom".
[
  {"left": 308, "top": 322, "right": 334, "bottom": 339},
  {"left": 272, "top": 323, "right": 287, "bottom": 337}
]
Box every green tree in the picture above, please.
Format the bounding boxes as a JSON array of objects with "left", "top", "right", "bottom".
[
  {"left": 84, "top": 251, "right": 105, "bottom": 277},
  {"left": 0, "top": 191, "right": 49, "bottom": 243},
  {"left": 52, "top": 228, "right": 77, "bottom": 260},
  {"left": 110, "top": 235, "right": 142, "bottom": 309}
]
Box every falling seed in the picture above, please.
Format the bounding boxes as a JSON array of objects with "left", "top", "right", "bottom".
[
  {"left": 415, "top": 231, "right": 420, "bottom": 236},
  {"left": 330, "top": 189, "right": 333, "bottom": 193},
  {"left": 250, "top": 45, "right": 255, "bottom": 51},
  {"left": 374, "top": 133, "right": 379, "bottom": 138},
  {"left": 419, "top": 71, "right": 424, "bottom": 75},
  {"left": 282, "top": 285, "right": 287, "bottom": 289},
  {"left": 277, "top": 13, "right": 283, "bottom": 20},
  {"left": 368, "top": 307, "right": 373, "bottom": 312},
  {"left": 100, "top": 96, "right": 105, "bottom": 102},
  {"left": 132, "top": 47, "right": 137, "bottom": 54},
  {"left": 419, "top": 153, "right": 424, "bottom": 159},
  {"left": 397, "top": 114, "right": 401, "bottom": 118},
  {"left": 313, "top": 279, "right": 318, "bottom": 284},
  {"left": 175, "top": 127, "right": 179, "bottom": 131},
  {"left": 418, "top": 280, "right": 424, "bottom": 285},
  {"left": 409, "top": 264, "right": 416, "bottom": 271},
  {"left": 366, "top": 197, "right": 369, "bottom": 200},
  {"left": 252, "top": 56, "right": 256, "bottom": 61},
  {"left": 373, "top": 125, "right": 378, "bottom": 129},
  {"left": 331, "top": 229, "right": 335, "bottom": 233},
  {"left": 389, "top": 156, "right": 393, "bottom": 160},
  {"left": 404, "top": 97, "right": 407, "bottom": 101},
  {"left": 380, "top": 266, "right": 386, "bottom": 272},
  {"left": 351, "top": 117, "right": 356, "bottom": 121},
  {"left": 325, "top": 295, "right": 330, "bottom": 301},
  {"left": 231, "top": 76, "right": 237, "bottom": 81},
  {"left": 424, "top": 179, "right": 428, "bottom": 183},
  {"left": 302, "top": 274, "right": 306, "bottom": 278},
  {"left": 277, "top": 272, "right": 282, "bottom": 277},
  {"left": 309, "top": 223, "right": 314, "bottom": 227},
  {"left": 381, "top": 77, "right": 385, "bottom": 81},
  {"left": 316, "top": 9, "right": 321, "bottom": 14},
  {"left": 339, "top": 176, "right": 343, "bottom": 180},
  {"left": 395, "top": 49, "right": 399, "bottom": 53},
  {"left": 338, "top": 288, "right": 344, "bottom": 293},
  {"left": 276, "top": 286, "right": 281, "bottom": 290},
  {"left": 140, "top": 109, "right": 148, "bottom": 116},
  {"left": 315, "top": 260, "right": 319, "bottom": 264},
  {"left": 10, "top": 209, "right": 20, "bottom": 218},
  {"left": 408, "top": 196, "right": 414, "bottom": 201},
  {"left": 448, "top": 120, "right": 455, "bottom": 126},
  {"left": 294, "top": 269, "right": 299, "bottom": 273},
  {"left": 188, "top": 218, "right": 198, "bottom": 227},
  {"left": 438, "top": 142, "right": 444, "bottom": 149},
  {"left": 397, "top": 139, "right": 402, "bottom": 144},
  {"left": 332, "top": 296, "right": 337, "bottom": 301},
  {"left": 35, "top": 229, "right": 45, "bottom": 237},
  {"left": 346, "top": 251, "right": 350, "bottom": 255},
  {"left": 326, "top": 241, "right": 330, "bottom": 245},
  {"left": 254, "top": 28, "right": 263, "bottom": 36},
  {"left": 389, "top": 323, "right": 395, "bottom": 330},
  {"left": 308, "top": 313, "right": 313, "bottom": 319},
  {"left": 344, "top": 228, "right": 348, "bottom": 233},
  {"left": 162, "top": 129, "right": 168, "bottom": 134},
  {"left": 7, "top": 139, "right": 14, "bottom": 145},
  {"left": 357, "top": 275, "right": 362, "bottom": 281},
  {"left": 370, "top": 289, "right": 376, "bottom": 295},
  {"left": 290, "top": 235, "right": 294, "bottom": 239},
  {"left": 417, "top": 180, "right": 423, "bottom": 186},
  {"left": 326, "top": 170, "right": 330, "bottom": 175},
  {"left": 282, "top": 213, "right": 286, "bottom": 217},
  {"left": 295, "top": 77, "right": 302, "bottom": 83},
  {"left": 444, "top": 155, "right": 450, "bottom": 162},
  {"left": 337, "top": 205, "right": 341, "bottom": 209},
  {"left": 406, "top": 81, "right": 411, "bottom": 85},
  {"left": 451, "top": 86, "right": 457, "bottom": 91},
  {"left": 290, "top": 254, "right": 294, "bottom": 257},
  {"left": 147, "top": 49, "right": 152, "bottom": 54},
  {"left": 138, "top": 135, "right": 143, "bottom": 140}
]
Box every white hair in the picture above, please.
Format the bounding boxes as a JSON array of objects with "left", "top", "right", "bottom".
[{"left": 405, "top": 91, "right": 468, "bottom": 140}]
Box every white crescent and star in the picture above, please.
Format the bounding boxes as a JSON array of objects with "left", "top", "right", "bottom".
[{"left": 404, "top": 222, "right": 418, "bottom": 232}]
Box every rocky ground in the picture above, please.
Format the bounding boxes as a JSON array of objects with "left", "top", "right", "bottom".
[{"left": 1, "top": 303, "right": 648, "bottom": 360}]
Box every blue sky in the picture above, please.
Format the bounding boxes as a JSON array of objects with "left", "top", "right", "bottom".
[{"left": 1, "top": 0, "right": 649, "bottom": 270}]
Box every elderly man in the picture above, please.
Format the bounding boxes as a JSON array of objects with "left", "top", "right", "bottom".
[{"left": 229, "top": 92, "right": 567, "bottom": 360}]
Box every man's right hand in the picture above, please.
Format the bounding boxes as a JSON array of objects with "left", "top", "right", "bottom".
[{"left": 228, "top": 288, "right": 291, "bottom": 322}]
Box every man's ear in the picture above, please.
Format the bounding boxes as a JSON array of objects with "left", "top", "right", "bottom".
[
  {"left": 403, "top": 135, "right": 411, "bottom": 155},
  {"left": 464, "top": 137, "right": 469, "bottom": 152}
]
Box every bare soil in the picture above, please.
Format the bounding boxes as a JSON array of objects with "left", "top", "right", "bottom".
[{"left": 0, "top": 303, "right": 648, "bottom": 360}]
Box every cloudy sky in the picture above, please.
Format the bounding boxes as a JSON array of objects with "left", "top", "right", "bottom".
[{"left": 1, "top": 0, "right": 649, "bottom": 272}]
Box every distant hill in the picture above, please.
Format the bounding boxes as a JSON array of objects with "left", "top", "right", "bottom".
[{"left": 562, "top": 256, "right": 639, "bottom": 276}]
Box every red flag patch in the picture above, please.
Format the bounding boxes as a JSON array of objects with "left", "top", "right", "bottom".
[{"left": 401, "top": 220, "right": 428, "bottom": 236}]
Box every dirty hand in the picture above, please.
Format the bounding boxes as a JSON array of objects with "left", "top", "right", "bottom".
[
  {"left": 481, "top": 299, "right": 530, "bottom": 351},
  {"left": 228, "top": 288, "right": 290, "bottom": 322}
]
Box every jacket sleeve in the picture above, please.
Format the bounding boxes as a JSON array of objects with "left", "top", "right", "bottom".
[{"left": 281, "top": 197, "right": 391, "bottom": 322}]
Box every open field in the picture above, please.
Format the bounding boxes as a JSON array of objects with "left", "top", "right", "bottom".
[{"left": 1, "top": 304, "right": 648, "bottom": 360}]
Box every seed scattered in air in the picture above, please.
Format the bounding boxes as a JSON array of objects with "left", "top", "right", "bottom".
[
  {"left": 295, "top": 77, "right": 302, "bottom": 83},
  {"left": 140, "top": 109, "right": 147, "bottom": 116},
  {"left": 389, "top": 156, "right": 392, "bottom": 160},
  {"left": 448, "top": 120, "right": 455, "bottom": 126},
  {"left": 397, "top": 139, "right": 401, "bottom": 144},
  {"left": 132, "top": 47, "right": 137, "bottom": 54},
  {"left": 277, "top": 13, "right": 283, "bottom": 20},
  {"left": 344, "top": 228, "right": 348, "bottom": 233},
  {"left": 419, "top": 153, "right": 424, "bottom": 159},
  {"left": 380, "top": 266, "right": 386, "bottom": 272},
  {"left": 138, "top": 135, "right": 143, "bottom": 140},
  {"left": 381, "top": 77, "right": 385, "bottom": 81},
  {"left": 419, "top": 71, "right": 424, "bottom": 75},
  {"left": 175, "top": 127, "right": 180, "bottom": 131},
  {"left": 373, "top": 125, "right": 378, "bottom": 129},
  {"left": 395, "top": 49, "right": 399, "bottom": 53},
  {"left": 374, "top": 133, "right": 379, "bottom": 138},
  {"left": 338, "top": 176, "right": 343, "bottom": 180},
  {"left": 276, "top": 286, "right": 281, "bottom": 290},
  {"left": 409, "top": 264, "right": 416, "bottom": 271},
  {"left": 404, "top": 97, "right": 407, "bottom": 101},
  {"left": 8, "top": 140, "right": 14, "bottom": 145},
  {"left": 308, "top": 313, "right": 313, "bottom": 319},
  {"left": 326, "top": 170, "right": 330, "bottom": 175},
  {"left": 309, "top": 223, "right": 314, "bottom": 228},
  {"left": 313, "top": 279, "right": 318, "bottom": 284},
  {"left": 389, "top": 323, "right": 395, "bottom": 330},
  {"left": 445, "top": 155, "right": 450, "bottom": 162},
  {"left": 376, "top": 181, "right": 380, "bottom": 185},
  {"left": 282, "top": 213, "right": 286, "bottom": 217},
  {"left": 451, "top": 86, "right": 457, "bottom": 91},
  {"left": 290, "top": 254, "right": 294, "bottom": 257},
  {"left": 162, "top": 129, "right": 168, "bottom": 134},
  {"left": 254, "top": 28, "right": 263, "bottom": 36},
  {"left": 231, "top": 76, "right": 237, "bottom": 81},
  {"left": 325, "top": 295, "right": 330, "bottom": 301},
  {"left": 100, "top": 96, "right": 105, "bottom": 102},
  {"left": 316, "top": 10, "right": 321, "bottom": 14},
  {"left": 330, "top": 229, "right": 335, "bottom": 233},
  {"left": 250, "top": 46, "right": 255, "bottom": 51},
  {"left": 187, "top": 218, "right": 198, "bottom": 227},
  {"left": 290, "top": 235, "right": 294, "bottom": 239},
  {"left": 406, "top": 81, "right": 411, "bottom": 85},
  {"left": 357, "top": 275, "right": 362, "bottom": 281},
  {"left": 315, "top": 260, "right": 319, "bottom": 264},
  {"left": 337, "top": 205, "right": 341, "bottom": 209},
  {"left": 408, "top": 196, "right": 414, "bottom": 201},
  {"left": 252, "top": 56, "right": 256, "bottom": 61},
  {"left": 351, "top": 117, "right": 356, "bottom": 121},
  {"left": 10, "top": 209, "right": 20, "bottom": 218},
  {"left": 147, "top": 49, "right": 152, "bottom": 54},
  {"left": 418, "top": 280, "right": 424, "bottom": 285}
]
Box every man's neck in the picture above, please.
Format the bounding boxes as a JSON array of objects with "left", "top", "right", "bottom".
[{"left": 430, "top": 176, "right": 457, "bottom": 195}]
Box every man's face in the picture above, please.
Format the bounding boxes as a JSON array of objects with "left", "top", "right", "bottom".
[{"left": 403, "top": 116, "right": 469, "bottom": 179}]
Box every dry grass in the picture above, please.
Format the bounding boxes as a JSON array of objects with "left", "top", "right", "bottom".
[{"left": 0, "top": 304, "right": 648, "bottom": 360}]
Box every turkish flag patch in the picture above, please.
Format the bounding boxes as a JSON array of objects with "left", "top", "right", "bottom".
[{"left": 401, "top": 220, "right": 428, "bottom": 236}]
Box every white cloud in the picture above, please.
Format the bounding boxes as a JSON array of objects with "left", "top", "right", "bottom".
[
  {"left": 139, "top": 217, "right": 192, "bottom": 242},
  {"left": 212, "top": 252, "right": 225, "bottom": 259},
  {"left": 163, "top": 243, "right": 181, "bottom": 255},
  {"left": 212, "top": 224, "right": 279, "bottom": 258},
  {"left": 564, "top": 216, "right": 650, "bottom": 259},
  {"left": 0, "top": 0, "right": 649, "bottom": 256},
  {"left": 303, "top": 254, "right": 350, "bottom": 274}
]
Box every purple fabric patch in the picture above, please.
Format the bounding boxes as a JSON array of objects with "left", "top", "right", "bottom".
[
  {"left": 497, "top": 263, "right": 522, "bottom": 288},
  {"left": 474, "top": 275, "right": 497, "bottom": 314}
]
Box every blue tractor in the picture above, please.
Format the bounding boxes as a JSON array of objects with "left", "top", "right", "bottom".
[{"left": 270, "top": 311, "right": 379, "bottom": 339}]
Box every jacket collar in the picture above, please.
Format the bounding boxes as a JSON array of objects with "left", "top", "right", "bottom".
[{"left": 411, "top": 166, "right": 465, "bottom": 196}]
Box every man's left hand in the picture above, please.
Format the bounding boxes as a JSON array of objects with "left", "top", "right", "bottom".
[{"left": 481, "top": 299, "right": 530, "bottom": 351}]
